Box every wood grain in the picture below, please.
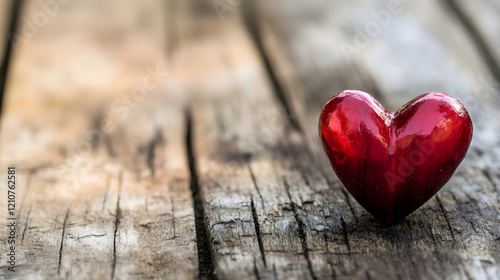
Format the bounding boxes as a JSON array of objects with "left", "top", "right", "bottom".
[
  {"left": 175, "top": 1, "right": 315, "bottom": 278},
  {"left": 0, "top": 0, "right": 499, "bottom": 279},
  {"left": 0, "top": 0, "right": 197, "bottom": 279}
]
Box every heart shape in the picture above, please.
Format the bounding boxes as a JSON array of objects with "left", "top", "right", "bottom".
[{"left": 319, "top": 90, "right": 473, "bottom": 225}]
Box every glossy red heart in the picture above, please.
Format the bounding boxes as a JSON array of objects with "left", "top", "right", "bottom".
[{"left": 319, "top": 90, "right": 473, "bottom": 225}]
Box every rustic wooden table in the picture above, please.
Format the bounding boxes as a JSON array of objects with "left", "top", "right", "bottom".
[{"left": 0, "top": 0, "right": 499, "bottom": 279}]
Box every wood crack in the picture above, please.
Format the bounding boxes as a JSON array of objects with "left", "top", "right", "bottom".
[
  {"left": 20, "top": 208, "right": 31, "bottom": 244},
  {"left": 18, "top": 171, "right": 33, "bottom": 219},
  {"left": 102, "top": 175, "right": 111, "bottom": 211},
  {"left": 251, "top": 198, "right": 267, "bottom": 267},
  {"left": 241, "top": 0, "right": 302, "bottom": 133},
  {"left": 186, "top": 109, "right": 217, "bottom": 280},
  {"left": 253, "top": 257, "right": 262, "bottom": 280},
  {"left": 111, "top": 172, "right": 124, "bottom": 280},
  {"left": 77, "top": 234, "right": 107, "bottom": 240},
  {"left": 481, "top": 169, "right": 500, "bottom": 202},
  {"left": 435, "top": 195, "right": 456, "bottom": 241},
  {"left": 248, "top": 163, "right": 266, "bottom": 211},
  {"left": 449, "top": 191, "right": 478, "bottom": 234},
  {"left": 58, "top": 209, "right": 69, "bottom": 275},
  {"left": 146, "top": 129, "right": 164, "bottom": 177},
  {"left": 285, "top": 179, "right": 318, "bottom": 280},
  {"left": 340, "top": 216, "right": 351, "bottom": 254},
  {"left": 340, "top": 188, "right": 358, "bottom": 223}
]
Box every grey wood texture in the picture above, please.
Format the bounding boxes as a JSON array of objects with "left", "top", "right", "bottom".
[{"left": 0, "top": 0, "right": 499, "bottom": 279}]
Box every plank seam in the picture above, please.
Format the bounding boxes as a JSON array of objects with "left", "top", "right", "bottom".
[
  {"left": 186, "top": 109, "right": 218, "bottom": 280},
  {"left": 248, "top": 163, "right": 266, "bottom": 211},
  {"left": 0, "top": 0, "right": 24, "bottom": 117},
  {"left": 241, "top": 1, "right": 302, "bottom": 133}
]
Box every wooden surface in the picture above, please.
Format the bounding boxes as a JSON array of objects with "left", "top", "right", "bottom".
[{"left": 0, "top": 0, "right": 499, "bottom": 279}]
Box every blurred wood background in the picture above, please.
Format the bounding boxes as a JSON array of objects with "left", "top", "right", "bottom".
[{"left": 0, "top": 0, "right": 499, "bottom": 279}]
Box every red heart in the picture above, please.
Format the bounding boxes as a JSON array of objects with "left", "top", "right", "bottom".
[{"left": 319, "top": 90, "right": 473, "bottom": 225}]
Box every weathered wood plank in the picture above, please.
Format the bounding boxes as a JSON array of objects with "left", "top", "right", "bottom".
[
  {"left": 0, "top": 0, "right": 499, "bottom": 279},
  {"left": 0, "top": 0, "right": 197, "bottom": 279},
  {"left": 172, "top": 1, "right": 316, "bottom": 278},
  {"left": 255, "top": 0, "right": 500, "bottom": 279}
]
